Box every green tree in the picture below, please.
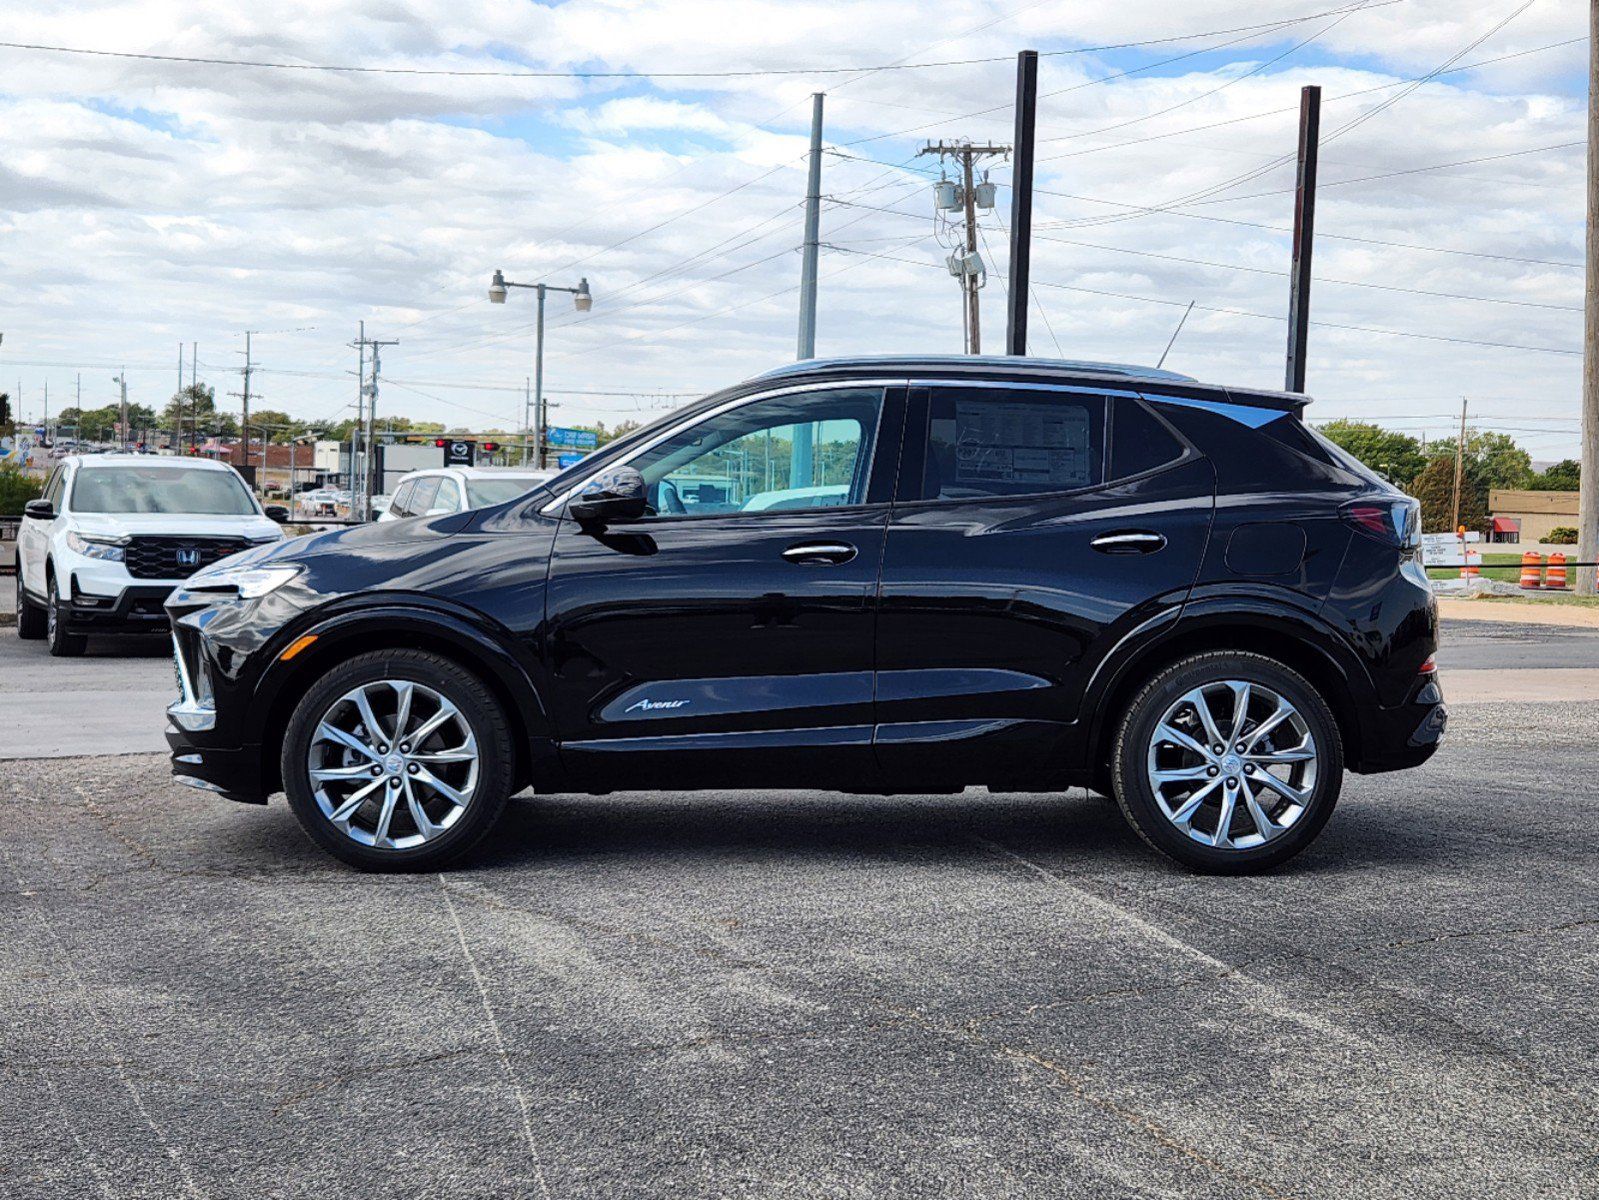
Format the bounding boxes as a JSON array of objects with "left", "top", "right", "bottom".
[
  {"left": 1424, "top": 430, "right": 1533, "bottom": 491},
  {"left": 1316, "top": 420, "right": 1426, "bottom": 486},
  {"left": 1529, "top": 458, "right": 1579, "bottom": 491},
  {"left": 247, "top": 409, "right": 304, "bottom": 443},
  {"left": 1412, "top": 455, "right": 1489, "bottom": 534},
  {"left": 0, "top": 390, "right": 11, "bottom": 430}
]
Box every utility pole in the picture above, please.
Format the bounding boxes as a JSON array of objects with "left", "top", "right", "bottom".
[
  {"left": 523, "top": 376, "right": 533, "bottom": 465},
  {"left": 113, "top": 370, "right": 128, "bottom": 450},
  {"left": 357, "top": 334, "right": 397, "bottom": 520},
  {"left": 797, "top": 92, "right": 825, "bottom": 361},
  {"left": 1006, "top": 51, "right": 1038, "bottom": 357},
  {"left": 1451, "top": 398, "right": 1469, "bottom": 536},
  {"left": 230, "top": 331, "right": 258, "bottom": 490},
  {"left": 919, "top": 141, "right": 1009, "bottom": 354},
  {"left": 1285, "top": 85, "right": 1322, "bottom": 393},
  {"left": 1580, "top": 0, "right": 1599, "bottom": 595},
  {"left": 190, "top": 342, "right": 198, "bottom": 452}
]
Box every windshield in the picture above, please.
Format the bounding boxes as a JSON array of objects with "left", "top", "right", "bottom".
[
  {"left": 71, "top": 466, "right": 258, "bottom": 515},
  {"left": 465, "top": 477, "right": 548, "bottom": 508}
]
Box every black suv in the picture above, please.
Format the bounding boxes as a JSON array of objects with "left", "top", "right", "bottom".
[{"left": 165, "top": 356, "right": 1444, "bottom": 873}]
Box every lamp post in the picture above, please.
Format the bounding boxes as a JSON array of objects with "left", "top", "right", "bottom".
[{"left": 488, "top": 269, "right": 591, "bottom": 468}]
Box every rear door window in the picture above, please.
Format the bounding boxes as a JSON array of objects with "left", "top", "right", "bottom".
[
  {"left": 389, "top": 481, "right": 414, "bottom": 517},
  {"left": 913, "top": 387, "right": 1105, "bottom": 501}
]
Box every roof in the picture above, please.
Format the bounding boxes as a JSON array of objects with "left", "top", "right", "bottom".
[
  {"left": 403, "top": 465, "right": 557, "bottom": 478},
  {"left": 63, "top": 453, "right": 234, "bottom": 471},
  {"left": 752, "top": 355, "right": 1308, "bottom": 412}
]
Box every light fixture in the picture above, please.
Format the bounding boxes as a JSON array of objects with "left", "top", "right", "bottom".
[{"left": 488, "top": 269, "right": 508, "bottom": 304}]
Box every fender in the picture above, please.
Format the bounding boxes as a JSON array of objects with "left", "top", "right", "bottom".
[
  {"left": 1079, "top": 588, "right": 1377, "bottom": 767},
  {"left": 249, "top": 592, "right": 554, "bottom": 746}
]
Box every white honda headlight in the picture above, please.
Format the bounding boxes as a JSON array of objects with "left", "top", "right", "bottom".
[
  {"left": 66, "top": 531, "right": 128, "bottom": 561},
  {"left": 185, "top": 564, "right": 302, "bottom": 600}
]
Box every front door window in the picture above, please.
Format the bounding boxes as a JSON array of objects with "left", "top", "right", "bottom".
[{"left": 629, "top": 388, "right": 883, "bottom": 517}]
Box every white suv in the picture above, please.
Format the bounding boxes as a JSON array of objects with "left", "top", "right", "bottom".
[
  {"left": 378, "top": 466, "right": 556, "bottom": 522},
  {"left": 15, "top": 455, "right": 285, "bottom": 656}
]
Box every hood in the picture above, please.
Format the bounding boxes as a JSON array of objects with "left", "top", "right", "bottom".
[
  {"left": 245, "top": 509, "right": 476, "bottom": 567},
  {"left": 71, "top": 511, "right": 284, "bottom": 541}
]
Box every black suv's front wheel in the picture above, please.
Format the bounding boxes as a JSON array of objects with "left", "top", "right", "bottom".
[
  {"left": 281, "top": 649, "right": 516, "bottom": 871},
  {"left": 1111, "top": 651, "right": 1343, "bottom": 873}
]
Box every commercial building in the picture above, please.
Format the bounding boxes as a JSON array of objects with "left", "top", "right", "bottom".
[{"left": 1487, "top": 489, "right": 1578, "bottom": 544}]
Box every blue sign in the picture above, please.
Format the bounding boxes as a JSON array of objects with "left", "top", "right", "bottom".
[
  {"left": 547, "top": 426, "right": 598, "bottom": 450},
  {"left": 556, "top": 453, "right": 587, "bottom": 469}
]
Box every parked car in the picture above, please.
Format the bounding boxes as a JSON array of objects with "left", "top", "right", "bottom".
[
  {"left": 15, "top": 454, "right": 284, "bottom": 656},
  {"left": 164, "top": 356, "right": 1443, "bottom": 873},
  {"left": 378, "top": 466, "right": 557, "bottom": 522}
]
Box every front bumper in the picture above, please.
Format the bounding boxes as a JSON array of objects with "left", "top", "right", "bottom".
[
  {"left": 166, "top": 725, "right": 269, "bottom": 804},
  {"left": 63, "top": 576, "right": 175, "bottom": 633}
]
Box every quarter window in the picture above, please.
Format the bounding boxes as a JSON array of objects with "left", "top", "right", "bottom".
[
  {"left": 1110, "top": 397, "right": 1186, "bottom": 480},
  {"left": 630, "top": 388, "right": 883, "bottom": 517},
  {"left": 918, "top": 387, "right": 1105, "bottom": 501},
  {"left": 408, "top": 477, "right": 441, "bottom": 516},
  {"left": 389, "top": 481, "right": 414, "bottom": 517}
]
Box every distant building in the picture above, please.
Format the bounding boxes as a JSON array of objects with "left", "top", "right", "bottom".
[{"left": 1488, "top": 489, "right": 1578, "bottom": 544}]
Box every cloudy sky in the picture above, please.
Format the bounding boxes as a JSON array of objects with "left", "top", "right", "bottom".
[{"left": 0, "top": 0, "right": 1587, "bottom": 456}]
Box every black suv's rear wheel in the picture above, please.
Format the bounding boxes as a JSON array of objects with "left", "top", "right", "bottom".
[
  {"left": 16, "top": 572, "right": 46, "bottom": 640},
  {"left": 281, "top": 649, "right": 516, "bottom": 871},
  {"left": 1111, "top": 651, "right": 1342, "bottom": 873}
]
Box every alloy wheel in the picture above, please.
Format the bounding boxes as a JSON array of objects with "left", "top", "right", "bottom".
[
  {"left": 307, "top": 680, "right": 480, "bottom": 850},
  {"left": 1144, "top": 680, "right": 1318, "bottom": 851}
]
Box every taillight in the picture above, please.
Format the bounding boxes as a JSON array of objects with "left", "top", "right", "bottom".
[
  {"left": 1418, "top": 655, "right": 1437, "bottom": 674},
  {"left": 1341, "top": 497, "right": 1419, "bottom": 548}
]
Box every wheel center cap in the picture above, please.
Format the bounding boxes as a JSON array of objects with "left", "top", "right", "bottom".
[
  {"left": 384, "top": 754, "right": 406, "bottom": 775},
  {"left": 1220, "top": 753, "right": 1243, "bottom": 775}
]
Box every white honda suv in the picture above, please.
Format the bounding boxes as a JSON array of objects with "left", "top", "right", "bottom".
[{"left": 15, "top": 454, "right": 285, "bottom": 656}]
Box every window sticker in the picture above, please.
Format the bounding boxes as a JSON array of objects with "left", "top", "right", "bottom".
[{"left": 951, "top": 401, "right": 1092, "bottom": 488}]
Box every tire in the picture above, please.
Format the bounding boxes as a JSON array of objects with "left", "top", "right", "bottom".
[
  {"left": 280, "top": 649, "right": 516, "bottom": 871},
  {"left": 16, "top": 571, "right": 46, "bottom": 640},
  {"left": 1110, "top": 651, "right": 1342, "bottom": 874},
  {"left": 45, "top": 571, "right": 87, "bottom": 657}
]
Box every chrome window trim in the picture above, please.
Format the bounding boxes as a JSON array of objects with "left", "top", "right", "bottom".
[{"left": 540, "top": 378, "right": 908, "bottom": 514}]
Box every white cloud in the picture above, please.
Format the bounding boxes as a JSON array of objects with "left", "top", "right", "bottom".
[{"left": 0, "top": 0, "right": 1586, "bottom": 455}]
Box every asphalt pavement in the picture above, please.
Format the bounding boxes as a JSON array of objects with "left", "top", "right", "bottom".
[
  {"left": 2, "top": 618, "right": 1598, "bottom": 1196},
  {"left": 0, "top": 633, "right": 172, "bottom": 759}
]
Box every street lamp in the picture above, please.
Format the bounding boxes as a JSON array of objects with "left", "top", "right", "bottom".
[{"left": 488, "top": 269, "right": 592, "bottom": 466}]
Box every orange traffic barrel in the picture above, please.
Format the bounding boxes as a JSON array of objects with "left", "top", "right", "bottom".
[
  {"left": 1546, "top": 552, "right": 1568, "bottom": 590},
  {"left": 1461, "top": 551, "right": 1481, "bottom": 580},
  {"left": 1520, "top": 551, "right": 1543, "bottom": 589}
]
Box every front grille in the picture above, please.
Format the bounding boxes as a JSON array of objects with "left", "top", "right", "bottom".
[{"left": 124, "top": 536, "right": 252, "bottom": 580}]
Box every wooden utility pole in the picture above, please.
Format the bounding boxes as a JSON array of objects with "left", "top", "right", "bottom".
[
  {"left": 919, "top": 141, "right": 1009, "bottom": 354},
  {"left": 1285, "top": 85, "right": 1321, "bottom": 393},
  {"left": 1450, "top": 398, "right": 1468, "bottom": 536},
  {"left": 1579, "top": 0, "right": 1599, "bottom": 594},
  {"left": 796, "top": 92, "right": 825, "bottom": 360}
]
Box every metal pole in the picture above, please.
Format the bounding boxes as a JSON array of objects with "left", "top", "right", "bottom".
[
  {"left": 242, "top": 331, "right": 252, "bottom": 488},
  {"left": 176, "top": 342, "right": 184, "bottom": 451},
  {"left": 797, "top": 92, "right": 825, "bottom": 360},
  {"left": 1006, "top": 50, "right": 1038, "bottom": 357},
  {"left": 1451, "top": 398, "right": 1468, "bottom": 536},
  {"left": 190, "top": 342, "right": 198, "bottom": 452},
  {"left": 962, "top": 147, "right": 981, "bottom": 354},
  {"left": 118, "top": 371, "right": 128, "bottom": 451},
  {"left": 534, "top": 285, "right": 547, "bottom": 469},
  {"left": 1580, "top": 0, "right": 1599, "bottom": 595},
  {"left": 524, "top": 376, "right": 533, "bottom": 466},
  {"left": 1284, "top": 85, "right": 1321, "bottom": 393}
]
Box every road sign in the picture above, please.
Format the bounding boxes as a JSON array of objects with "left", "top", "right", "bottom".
[
  {"left": 556, "top": 452, "right": 586, "bottom": 469},
  {"left": 440, "top": 439, "right": 474, "bottom": 466},
  {"left": 547, "top": 427, "right": 598, "bottom": 450}
]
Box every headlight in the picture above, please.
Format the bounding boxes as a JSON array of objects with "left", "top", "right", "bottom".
[
  {"left": 185, "top": 564, "right": 302, "bottom": 600},
  {"left": 66, "top": 531, "right": 127, "bottom": 561}
]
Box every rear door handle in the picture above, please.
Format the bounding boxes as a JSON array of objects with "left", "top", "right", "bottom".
[
  {"left": 782, "top": 541, "right": 858, "bottom": 565},
  {"left": 1091, "top": 531, "right": 1167, "bottom": 555}
]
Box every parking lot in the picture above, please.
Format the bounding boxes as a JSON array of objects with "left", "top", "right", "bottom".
[{"left": 3, "top": 619, "right": 1598, "bottom": 1198}]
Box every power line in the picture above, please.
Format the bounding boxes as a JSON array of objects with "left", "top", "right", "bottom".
[{"left": 0, "top": 6, "right": 1406, "bottom": 81}]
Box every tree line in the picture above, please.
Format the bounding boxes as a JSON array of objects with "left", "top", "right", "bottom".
[{"left": 1316, "top": 420, "right": 1578, "bottom": 535}]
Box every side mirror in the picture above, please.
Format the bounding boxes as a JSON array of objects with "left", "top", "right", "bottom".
[
  {"left": 568, "top": 465, "right": 647, "bottom": 527},
  {"left": 264, "top": 504, "right": 290, "bottom": 523},
  {"left": 23, "top": 498, "right": 54, "bottom": 520}
]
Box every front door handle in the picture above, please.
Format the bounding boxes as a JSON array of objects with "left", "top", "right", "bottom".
[
  {"left": 782, "top": 541, "right": 858, "bottom": 565},
  {"left": 1091, "top": 531, "right": 1167, "bottom": 555}
]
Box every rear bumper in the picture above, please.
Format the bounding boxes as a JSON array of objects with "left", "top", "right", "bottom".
[{"left": 1352, "top": 677, "right": 1447, "bottom": 774}]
